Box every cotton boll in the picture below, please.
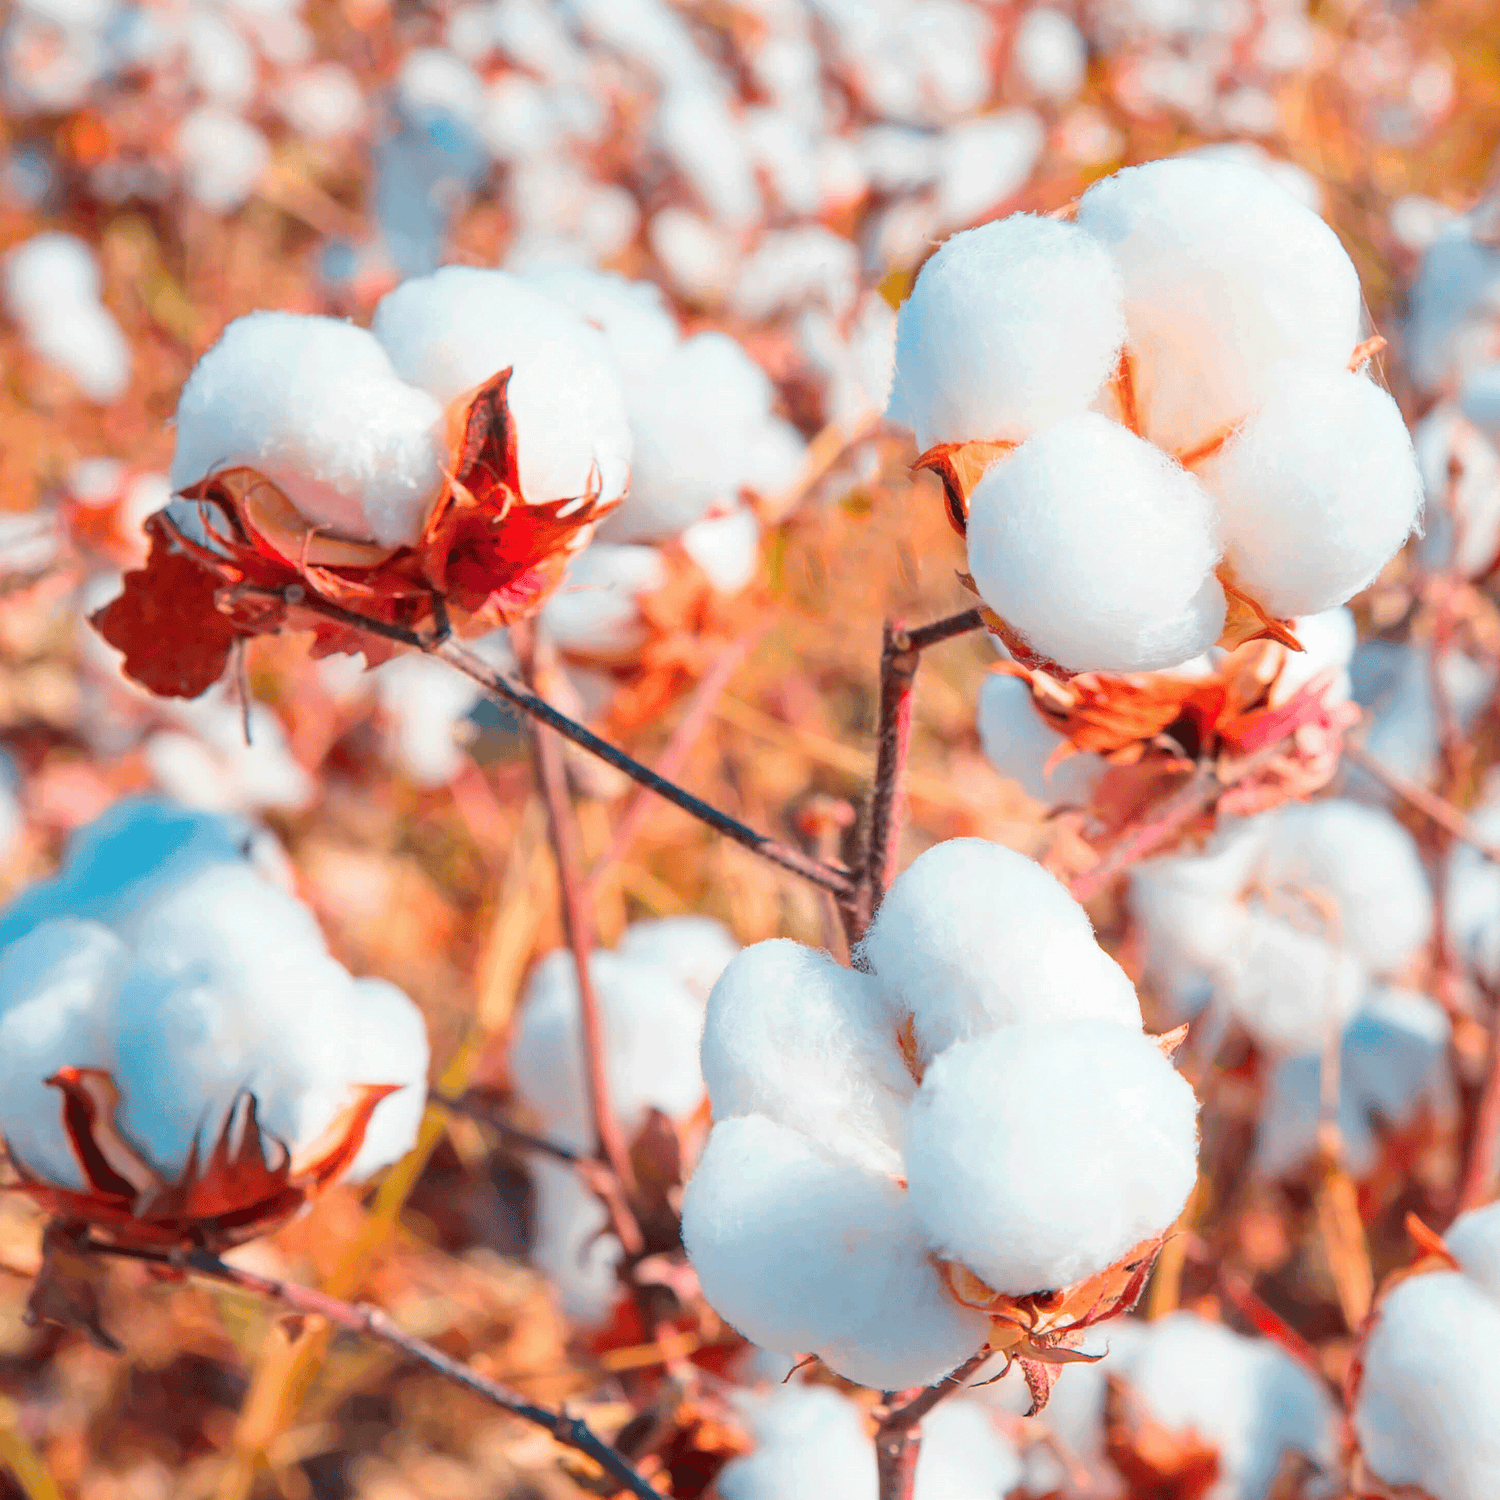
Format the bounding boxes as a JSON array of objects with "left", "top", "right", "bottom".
[
  {"left": 510, "top": 949, "right": 704, "bottom": 1152},
  {"left": 700, "top": 939, "right": 913, "bottom": 1175},
  {"left": 1444, "top": 799, "right": 1500, "bottom": 986},
  {"left": 654, "top": 84, "right": 761, "bottom": 228},
  {"left": 904, "top": 1021, "right": 1199, "bottom": 1294},
  {"left": 682, "top": 1112, "right": 989, "bottom": 1389},
  {"left": 170, "top": 311, "right": 446, "bottom": 548},
  {"left": 615, "top": 917, "right": 738, "bottom": 1002},
  {"left": 731, "top": 227, "right": 858, "bottom": 321},
  {"left": 977, "top": 672, "right": 1107, "bottom": 805},
  {"left": 888, "top": 215, "right": 1126, "bottom": 448},
  {"left": 176, "top": 108, "right": 270, "bottom": 212},
  {"left": 649, "top": 207, "right": 738, "bottom": 304},
  {"left": 1075, "top": 158, "right": 1363, "bottom": 454},
  {"left": 933, "top": 111, "right": 1045, "bottom": 234},
  {"left": 344, "top": 978, "right": 431, "bottom": 1177},
  {"left": 0, "top": 920, "right": 123, "bottom": 1188},
  {"left": 915, "top": 1399, "right": 1024, "bottom": 1500},
  {"left": 372, "top": 654, "right": 483, "bottom": 787},
  {"left": 1201, "top": 364, "right": 1422, "bottom": 618},
  {"left": 539, "top": 544, "right": 666, "bottom": 655},
  {"left": 680, "top": 509, "right": 760, "bottom": 593},
  {"left": 372, "top": 267, "right": 632, "bottom": 511},
  {"left": 966, "top": 414, "right": 1225, "bottom": 672},
  {"left": 518, "top": 265, "right": 680, "bottom": 380},
  {"left": 529, "top": 1155, "right": 622, "bottom": 1323},
  {"left": 717, "top": 1386, "right": 875, "bottom": 1500},
  {"left": 1184, "top": 143, "right": 1322, "bottom": 215},
  {"left": 1445, "top": 1202, "right": 1500, "bottom": 1305},
  {"left": 859, "top": 838, "right": 1141, "bottom": 1063},
  {"left": 278, "top": 63, "right": 366, "bottom": 140},
  {"left": 1355, "top": 1272, "right": 1500, "bottom": 1500},
  {"left": 1115, "top": 1312, "right": 1339, "bottom": 1500},
  {"left": 1013, "top": 9, "right": 1087, "bottom": 101},
  {"left": 1415, "top": 404, "right": 1500, "bottom": 579}
]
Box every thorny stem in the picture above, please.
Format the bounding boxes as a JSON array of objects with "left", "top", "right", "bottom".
[
  {"left": 81, "top": 1239, "right": 661, "bottom": 1500},
  {"left": 1343, "top": 741, "right": 1500, "bottom": 864},
  {"left": 874, "top": 1349, "right": 993, "bottom": 1500}
]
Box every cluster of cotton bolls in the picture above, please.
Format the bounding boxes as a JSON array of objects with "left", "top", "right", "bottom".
[
  {"left": 889, "top": 155, "right": 1423, "bottom": 674},
  {"left": 682, "top": 837, "right": 1200, "bottom": 1390},
  {"left": 0, "top": 800, "right": 428, "bottom": 1231},
  {"left": 1131, "top": 798, "right": 1433, "bottom": 1057},
  {"left": 1354, "top": 1202, "right": 1500, "bottom": 1500},
  {"left": 507, "top": 917, "right": 738, "bottom": 1321}
]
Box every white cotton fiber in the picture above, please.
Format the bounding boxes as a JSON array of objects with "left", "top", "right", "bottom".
[
  {"left": 373, "top": 654, "right": 484, "bottom": 787},
  {"left": 518, "top": 264, "right": 680, "bottom": 379},
  {"left": 1462, "top": 364, "right": 1500, "bottom": 443},
  {"left": 680, "top": 509, "right": 760, "bottom": 594},
  {"left": 1414, "top": 404, "right": 1500, "bottom": 579},
  {"left": 1202, "top": 364, "right": 1423, "bottom": 617},
  {"left": 914, "top": 1399, "right": 1025, "bottom": 1499},
  {"left": 1445, "top": 798, "right": 1500, "bottom": 986},
  {"left": 903, "top": 1021, "right": 1199, "bottom": 1293},
  {"left": 1075, "top": 157, "right": 1363, "bottom": 454},
  {"left": 539, "top": 544, "right": 666, "bottom": 656},
  {"left": 1115, "top": 1312, "right": 1338, "bottom": 1500},
  {"left": 700, "top": 940, "right": 913, "bottom": 1175},
  {"left": 888, "top": 215, "right": 1127, "bottom": 448},
  {"left": 965, "top": 414, "right": 1225, "bottom": 672},
  {"left": 1272, "top": 607, "right": 1356, "bottom": 704},
  {"left": 372, "top": 267, "right": 632, "bottom": 510},
  {"left": 615, "top": 916, "right": 738, "bottom": 1003},
  {"left": 933, "top": 111, "right": 1045, "bottom": 234},
  {"left": 859, "top": 839, "right": 1141, "bottom": 1064},
  {"left": 1446, "top": 1203, "right": 1500, "bottom": 1305},
  {"left": 176, "top": 108, "right": 270, "bottom": 213},
  {"left": 1355, "top": 1272, "right": 1500, "bottom": 1500},
  {"left": 509, "top": 948, "right": 704, "bottom": 1152},
  {"left": 529, "top": 1154, "right": 623, "bottom": 1324},
  {"left": 731, "top": 225, "right": 857, "bottom": 321},
  {"left": 1013, "top": 8, "right": 1086, "bottom": 101},
  {"left": 717, "top": 1386, "right": 875, "bottom": 1500},
  {"left": 170, "top": 312, "right": 446, "bottom": 548},
  {"left": 681, "top": 1112, "right": 989, "bottom": 1389},
  {"left": 977, "top": 672, "right": 1107, "bottom": 806}
]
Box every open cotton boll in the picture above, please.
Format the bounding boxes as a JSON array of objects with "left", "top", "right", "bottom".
[
  {"left": 730, "top": 225, "right": 857, "bottom": 321},
  {"left": 1414, "top": 404, "right": 1500, "bottom": 579},
  {"left": 518, "top": 264, "right": 680, "bottom": 380},
  {"left": 509, "top": 948, "right": 704, "bottom": 1153},
  {"left": 1445, "top": 1203, "right": 1500, "bottom": 1304},
  {"left": 371, "top": 267, "right": 631, "bottom": 510},
  {"left": 1405, "top": 217, "right": 1500, "bottom": 393},
  {"left": 717, "top": 1385, "right": 875, "bottom": 1500},
  {"left": 1462, "top": 364, "right": 1500, "bottom": 442},
  {"left": 977, "top": 672, "right": 1107, "bottom": 805},
  {"left": 372, "top": 654, "right": 484, "bottom": 787},
  {"left": 681, "top": 1112, "right": 989, "bottom": 1389},
  {"left": 1013, "top": 8, "right": 1086, "bottom": 100},
  {"left": 888, "top": 215, "right": 1126, "bottom": 449},
  {"left": 1445, "top": 797, "right": 1500, "bottom": 985},
  {"left": 1200, "top": 364, "right": 1423, "bottom": 618},
  {"left": 539, "top": 544, "right": 666, "bottom": 655},
  {"left": 1075, "top": 157, "right": 1363, "bottom": 454},
  {"left": 1114, "top": 1313, "right": 1339, "bottom": 1500},
  {"left": 1355, "top": 1272, "right": 1500, "bottom": 1500},
  {"left": 680, "top": 508, "right": 760, "bottom": 594},
  {"left": 176, "top": 108, "right": 270, "bottom": 213},
  {"left": 904, "top": 1021, "right": 1198, "bottom": 1293},
  {"left": 859, "top": 838, "right": 1141, "bottom": 1062},
  {"left": 344, "top": 979, "right": 430, "bottom": 1176},
  {"left": 614, "top": 916, "right": 738, "bottom": 1003},
  {"left": 933, "top": 112, "right": 1045, "bottom": 235},
  {"left": 170, "top": 312, "right": 446, "bottom": 549},
  {"left": 529, "top": 1155, "right": 622, "bottom": 1324},
  {"left": 1255, "top": 987, "right": 1454, "bottom": 1179},
  {"left": 966, "top": 414, "right": 1225, "bottom": 672},
  {"left": 701, "top": 939, "right": 913, "bottom": 1175},
  {"left": 914, "top": 1399, "right": 1025, "bottom": 1500},
  {"left": 1271, "top": 607, "right": 1356, "bottom": 704}
]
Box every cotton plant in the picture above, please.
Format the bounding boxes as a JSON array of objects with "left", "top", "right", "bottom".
[
  {"left": 682, "top": 838, "right": 1200, "bottom": 1405},
  {"left": 888, "top": 156, "right": 1422, "bottom": 675},
  {"left": 0, "top": 799, "right": 428, "bottom": 1251},
  {"left": 508, "top": 917, "right": 738, "bottom": 1322},
  {"left": 1352, "top": 1202, "right": 1500, "bottom": 1500},
  {"left": 1130, "top": 799, "right": 1434, "bottom": 1056},
  {"left": 1403, "top": 201, "right": 1500, "bottom": 395},
  {"left": 1413, "top": 401, "right": 1500, "bottom": 580},
  {"left": 1442, "top": 778, "right": 1500, "bottom": 987}
]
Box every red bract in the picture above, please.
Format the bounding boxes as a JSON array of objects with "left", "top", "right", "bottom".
[{"left": 90, "top": 370, "right": 617, "bottom": 698}]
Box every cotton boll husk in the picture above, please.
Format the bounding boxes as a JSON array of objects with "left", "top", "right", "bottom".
[
  {"left": 539, "top": 544, "right": 666, "bottom": 655},
  {"left": 510, "top": 949, "right": 704, "bottom": 1152},
  {"left": 977, "top": 671, "right": 1107, "bottom": 805},
  {"left": 1445, "top": 1202, "right": 1500, "bottom": 1305},
  {"left": 528, "top": 1155, "right": 623, "bottom": 1324},
  {"left": 1414, "top": 404, "right": 1500, "bottom": 579},
  {"left": 858, "top": 838, "right": 1141, "bottom": 1064},
  {"left": 372, "top": 267, "right": 631, "bottom": 510},
  {"left": 170, "top": 311, "right": 446, "bottom": 548},
  {"left": 717, "top": 1385, "right": 875, "bottom": 1500},
  {"left": 701, "top": 939, "right": 912, "bottom": 1175},
  {"left": 904, "top": 1022, "right": 1199, "bottom": 1294},
  {"left": 1200, "top": 364, "right": 1422, "bottom": 618},
  {"left": 1354, "top": 1271, "right": 1500, "bottom": 1500},
  {"left": 681, "top": 1112, "right": 989, "bottom": 1389},
  {"left": 913, "top": 1399, "right": 1024, "bottom": 1500},
  {"left": 1256, "top": 987, "right": 1453, "bottom": 1179},
  {"left": 615, "top": 917, "right": 738, "bottom": 1003},
  {"left": 680, "top": 509, "right": 760, "bottom": 594},
  {"left": 965, "top": 415, "right": 1225, "bottom": 672},
  {"left": 1075, "top": 158, "right": 1363, "bottom": 454},
  {"left": 887, "top": 215, "right": 1126, "bottom": 449},
  {"left": 1114, "top": 1312, "right": 1339, "bottom": 1500},
  {"left": 0, "top": 919, "right": 122, "bottom": 1189}
]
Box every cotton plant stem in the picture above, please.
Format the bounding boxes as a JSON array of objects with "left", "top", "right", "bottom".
[
  {"left": 874, "top": 1349, "right": 993, "bottom": 1500},
  {"left": 82, "top": 1240, "right": 661, "bottom": 1500},
  {"left": 1342, "top": 741, "right": 1500, "bottom": 863},
  {"left": 1459, "top": 988, "right": 1500, "bottom": 1211}
]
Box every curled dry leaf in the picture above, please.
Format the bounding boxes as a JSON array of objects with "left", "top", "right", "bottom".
[
  {"left": 1103, "top": 1371, "right": 1221, "bottom": 1500},
  {"left": 12, "top": 1067, "right": 399, "bottom": 1251},
  {"left": 91, "top": 370, "right": 616, "bottom": 697}
]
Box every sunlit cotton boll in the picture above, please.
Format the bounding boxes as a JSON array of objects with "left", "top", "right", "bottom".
[
  {"left": 614, "top": 916, "right": 738, "bottom": 1002},
  {"left": 539, "top": 544, "right": 667, "bottom": 656},
  {"left": 977, "top": 670, "right": 1107, "bottom": 805},
  {"left": 887, "top": 214, "right": 1127, "bottom": 448},
  {"left": 1200, "top": 363, "right": 1423, "bottom": 617},
  {"left": 1074, "top": 157, "right": 1363, "bottom": 455},
  {"left": 170, "top": 312, "right": 446, "bottom": 549},
  {"left": 1445, "top": 1202, "right": 1500, "bottom": 1303},
  {"left": 965, "top": 413, "right": 1225, "bottom": 671},
  {"left": 176, "top": 107, "right": 270, "bottom": 213},
  {"left": 372, "top": 266, "right": 632, "bottom": 511}
]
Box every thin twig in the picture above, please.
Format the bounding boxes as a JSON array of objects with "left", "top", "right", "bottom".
[
  {"left": 430, "top": 1092, "right": 580, "bottom": 1163},
  {"left": 874, "top": 1349, "right": 992, "bottom": 1500},
  {"left": 1459, "top": 984, "right": 1500, "bottom": 1211},
  {"left": 890, "top": 608, "right": 987, "bottom": 655},
  {"left": 82, "top": 1239, "right": 661, "bottom": 1500},
  {"left": 1344, "top": 740, "right": 1500, "bottom": 864}
]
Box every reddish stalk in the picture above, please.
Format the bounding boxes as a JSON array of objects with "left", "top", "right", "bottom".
[
  {"left": 874, "top": 1349, "right": 992, "bottom": 1500},
  {"left": 80, "top": 1238, "right": 660, "bottom": 1500},
  {"left": 1343, "top": 741, "right": 1500, "bottom": 864},
  {"left": 1459, "top": 986, "right": 1500, "bottom": 1211}
]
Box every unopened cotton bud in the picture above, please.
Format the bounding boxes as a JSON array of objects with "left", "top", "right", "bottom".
[
  {"left": 1202, "top": 364, "right": 1423, "bottom": 617},
  {"left": 903, "top": 1020, "right": 1199, "bottom": 1293},
  {"left": 169, "top": 311, "right": 445, "bottom": 549},
  {"left": 965, "top": 414, "right": 1225, "bottom": 672},
  {"left": 1075, "top": 157, "right": 1363, "bottom": 454},
  {"left": 887, "top": 214, "right": 1126, "bottom": 448}
]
